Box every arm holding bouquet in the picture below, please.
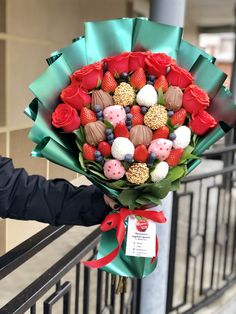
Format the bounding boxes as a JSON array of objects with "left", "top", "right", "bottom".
[{"left": 0, "top": 156, "right": 117, "bottom": 226}]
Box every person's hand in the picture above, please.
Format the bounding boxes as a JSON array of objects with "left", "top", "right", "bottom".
[{"left": 103, "top": 195, "right": 120, "bottom": 210}]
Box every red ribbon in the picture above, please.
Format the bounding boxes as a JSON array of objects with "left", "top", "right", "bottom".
[{"left": 82, "top": 207, "right": 167, "bottom": 269}]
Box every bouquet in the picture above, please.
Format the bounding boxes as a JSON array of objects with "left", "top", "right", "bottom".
[{"left": 25, "top": 18, "right": 236, "bottom": 281}]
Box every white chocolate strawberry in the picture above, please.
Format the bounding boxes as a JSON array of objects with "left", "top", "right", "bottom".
[
  {"left": 136, "top": 84, "right": 158, "bottom": 107},
  {"left": 148, "top": 138, "right": 173, "bottom": 161},
  {"left": 103, "top": 105, "right": 126, "bottom": 127},
  {"left": 103, "top": 159, "right": 126, "bottom": 180},
  {"left": 173, "top": 126, "right": 191, "bottom": 149},
  {"left": 111, "top": 137, "right": 135, "bottom": 160},
  {"left": 151, "top": 161, "right": 169, "bottom": 182}
]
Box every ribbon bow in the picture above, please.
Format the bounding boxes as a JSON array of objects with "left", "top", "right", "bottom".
[{"left": 83, "top": 207, "right": 167, "bottom": 269}]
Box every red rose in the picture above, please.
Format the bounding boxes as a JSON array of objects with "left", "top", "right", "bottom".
[
  {"left": 167, "top": 64, "right": 193, "bottom": 88},
  {"left": 60, "top": 83, "right": 91, "bottom": 110},
  {"left": 145, "top": 53, "right": 174, "bottom": 76},
  {"left": 52, "top": 103, "right": 80, "bottom": 132},
  {"left": 183, "top": 84, "right": 209, "bottom": 115},
  {"left": 73, "top": 62, "right": 103, "bottom": 90},
  {"left": 129, "top": 51, "right": 149, "bottom": 72},
  {"left": 104, "top": 52, "right": 130, "bottom": 76},
  {"left": 189, "top": 110, "right": 217, "bottom": 135}
]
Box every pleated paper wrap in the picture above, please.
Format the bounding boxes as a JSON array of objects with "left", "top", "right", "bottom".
[{"left": 25, "top": 18, "right": 236, "bottom": 278}]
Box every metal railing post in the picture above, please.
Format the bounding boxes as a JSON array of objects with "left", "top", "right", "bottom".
[{"left": 149, "top": 0, "right": 186, "bottom": 28}]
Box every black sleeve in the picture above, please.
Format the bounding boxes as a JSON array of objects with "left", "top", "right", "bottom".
[{"left": 0, "top": 156, "right": 110, "bottom": 226}]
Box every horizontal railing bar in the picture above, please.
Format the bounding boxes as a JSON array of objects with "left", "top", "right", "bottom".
[
  {"left": 0, "top": 228, "right": 101, "bottom": 314},
  {"left": 183, "top": 164, "right": 236, "bottom": 183},
  {"left": 0, "top": 225, "right": 71, "bottom": 280},
  {"left": 202, "top": 143, "right": 236, "bottom": 157},
  {"left": 182, "top": 278, "right": 236, "bottom": 314}
]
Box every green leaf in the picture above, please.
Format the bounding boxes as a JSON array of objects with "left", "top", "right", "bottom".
[
  {"left": 188, "top": 154, "right": 199, "bottom": 159},
  {"left": 86, "top": 160, "right": 103, "bottom": 171},
  {"left": 75, "top": 138, "right": 82, "bottom": 151},
  {"left": 184, "top": 145, "right": 194, "bottom": 155},
  {"left": 158, "top": 87, "right": 164, "bottom": 105},
  {"left": 122, "top": 161, "right": 132, "bottom": 171},
  {"left": 96, "top": 78, "right": 102, "bottom": 89},
  {"left": 78, "top": 152, "right": 86, "bottom": 171},
  {"left": 135, "top": 194, "right": 161, "bottom": 206},
  {"left": 114, "top": 71, "right": 120, "bottom": 79},
  {"left": 183, "top": 154, "right": 199, "bottom": 161},
  {"left": 191, "top": 133, "right": 199, "bottom": 147},
  {"left": 104, "top": 120, "right": 114, "bottom": 129},
  {"left": 87, "top": 164, "right": 103, "bottom": 172},
  {"left": 117, "top": 189, "right": 140, "bottom": 208},
  {"left": 135, "top": 197, "right": 150, "bottom": 205},
  {"left": 167, "top": 118, "right": 175, "bottom": 132},
  {"left": 88, "top": 168, "right": 108, "bottom": 180},
  {"left": 180, "top": 145, "right": 199, "bottom": 164},
  {"left": 74, "top": 127, "right": 86, "bottom": 144},
  {"left": 166, "top": 165, "right": 186, "bottom": 182},
  {"left": 106, "top": 180, "right": 128, "bottom": 189},
  {"left": 80, "top": 126, "right": 85, "bottom": 140},
  {"left": 144, "top": 179, "right": 172, "bottom": 200},
  {"left": 170, "top": 179, "right": 181, "bottom": 191}
]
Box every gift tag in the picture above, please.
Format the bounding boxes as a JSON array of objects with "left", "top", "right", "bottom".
[{"left": 125, "top": 216, "right": 156, "bottom": 258}]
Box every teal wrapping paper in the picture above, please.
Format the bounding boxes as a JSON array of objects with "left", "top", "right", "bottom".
[{"left": 25, "top": 18, "right": 236, "bottom": 278}]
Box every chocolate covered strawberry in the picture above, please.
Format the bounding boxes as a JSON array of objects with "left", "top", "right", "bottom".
[
  {"left": 148, "top": 138, "right": 173, "bottom": 161},
  {"left": 103, "top": 159, "right": 126, "bottom": 180},
  {"left": 136, "top": 84, "right": 158, "bottom": 107},
  {"left": 103, "top": 105, "right": 126, "bottom": 127}
]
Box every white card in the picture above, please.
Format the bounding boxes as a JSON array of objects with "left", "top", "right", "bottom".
[{"left": 125, "top": 216, "right": 156, "bottom": 258}]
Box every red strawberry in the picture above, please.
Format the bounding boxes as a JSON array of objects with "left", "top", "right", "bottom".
[
  {"left": 80, "top": 107, "right": 96, "bottom": 126},
  {"left": 130, "top": 68, "right": 146, "bottom": 90},
  {"left": 154, "top": 75, "right": 168, "bottom": 92},
  {"left": 114, "top": 123, "right": 129, "bottom": 138},
  {"left": 136, "top": 219, "right": 149, "bottom": 232},
  {"left": 101, "top": 71, "right": 118, "bottom": 93},
  {"left": 171, "top": 108, "right": 187, "bottom": 126},
  {"left": 134, "top": 145, "right": 149, "bottom": 162},
  {"left": 165, "top": 148, "right": 184, "bottom": 167},
  {"left": 130, "top": 105, "right": 144, "bottom": 125},
  {"left": 153, "top": 126, "right": 169, "bottom": 140},
  {"left": 82, "top": 143, "right": 96, "bottom": 161},
  {"left": 98, "top": 141, "right": 111, "bottom": 157}
]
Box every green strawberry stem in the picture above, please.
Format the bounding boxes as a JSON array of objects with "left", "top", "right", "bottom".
[{"left": 158, "top": 87, "right": 165, "bottom": 105}]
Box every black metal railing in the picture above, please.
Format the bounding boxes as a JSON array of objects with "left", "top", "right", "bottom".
[
  {"left": 166, "top": 144, "right": 236, "bottom": 313},
  {"left": 1, "top": 144, "right": 236, "bottom": 314},
  {"left": 0, "top": 226, "right": 141, "bottom": 314}
]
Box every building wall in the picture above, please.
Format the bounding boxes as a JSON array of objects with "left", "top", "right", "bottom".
[{"left": 0, "top": 0, "right": 128, "bottom": 254}]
